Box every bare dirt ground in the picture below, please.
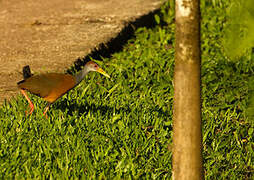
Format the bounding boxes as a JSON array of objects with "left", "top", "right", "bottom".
[{"left": 0, "top": 0, "right": 163, "bottom": 103}]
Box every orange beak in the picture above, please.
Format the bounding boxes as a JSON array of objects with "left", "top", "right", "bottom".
[{"left": 97, "top": 68, "right": 110, "bottom": 78}]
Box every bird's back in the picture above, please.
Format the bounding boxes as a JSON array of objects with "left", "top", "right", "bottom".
[{"left": 18, "top": 73, "right": 76, "bottom": 103}]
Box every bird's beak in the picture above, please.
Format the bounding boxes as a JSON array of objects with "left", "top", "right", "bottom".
[{"left": 97, "top": 68, "right": 110, "bottom": 78}]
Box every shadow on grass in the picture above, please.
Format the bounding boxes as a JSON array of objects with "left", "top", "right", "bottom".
[
  {"left": 54, "top": 98, "right": 172, "bottom": 123},
  {"left": 55, "top": 99, "right": 131, "bottom": 119}
]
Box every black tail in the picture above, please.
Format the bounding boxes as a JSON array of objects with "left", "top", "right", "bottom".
[
  {"left": 17, "top": 65, "right": 33, "bottom": 85},
  {"left": 23, "top": 65, "right": 32, "bottom": 79}
]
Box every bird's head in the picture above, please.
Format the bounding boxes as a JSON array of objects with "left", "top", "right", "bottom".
[{"left": 86, "top": 61, "right": 110, "bottom": 78}]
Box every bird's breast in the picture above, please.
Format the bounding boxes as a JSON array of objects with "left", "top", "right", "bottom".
[{"left": 42, "top": 74, "right": 76, "bottom": 103}]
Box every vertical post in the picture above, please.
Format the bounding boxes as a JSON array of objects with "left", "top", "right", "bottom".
[{"left": 173, "top": 0, "right": 203, "bottom": 179}]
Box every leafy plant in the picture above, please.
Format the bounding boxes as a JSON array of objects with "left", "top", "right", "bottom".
[{"left": 222, "top": 0, "right": 254, "bottom": 59}]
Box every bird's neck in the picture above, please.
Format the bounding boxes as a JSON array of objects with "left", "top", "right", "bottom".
[{"left": 74, "top": 67, "right": 89, "bottom": 85}]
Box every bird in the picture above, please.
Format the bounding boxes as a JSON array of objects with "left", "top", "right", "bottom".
[{"left": 17, "top": 61, "right": 110, "bottom": 116}]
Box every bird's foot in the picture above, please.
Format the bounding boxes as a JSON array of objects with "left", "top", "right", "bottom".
[
  {"left": 25, "top": 104, "right": 34, "bottom": 116},
  {"left": 42, "top": 103, "right": 50, "bottom": 118}
]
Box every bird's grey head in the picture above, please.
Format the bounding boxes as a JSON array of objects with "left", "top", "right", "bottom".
[{"left": 85, "top": 61, "right": 100, "bottom": 72}]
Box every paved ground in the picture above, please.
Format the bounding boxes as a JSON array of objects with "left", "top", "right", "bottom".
[{"left": 0, "top": 0, "right": 163, "bottom": 103}]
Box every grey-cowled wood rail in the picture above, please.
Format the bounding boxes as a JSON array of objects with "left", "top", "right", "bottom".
[{"left": 17, "top": 61, "right": 110, "bottom": 116}]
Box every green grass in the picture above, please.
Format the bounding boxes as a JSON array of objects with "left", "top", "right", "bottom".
[{"left": 0, "top": 0, "right": 253, "bottom": 179}]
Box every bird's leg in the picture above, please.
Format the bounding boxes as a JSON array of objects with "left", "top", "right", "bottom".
[
  {"left": 20, "top": 89, "right": 34, "bottom": 115},
  {"left": 43, "top": 103, "right": 51, "bottom": 117}
]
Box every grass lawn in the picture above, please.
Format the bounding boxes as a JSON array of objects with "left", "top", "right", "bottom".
[{"left": 0, "top": 0, "right": 253, "bottom": 179}]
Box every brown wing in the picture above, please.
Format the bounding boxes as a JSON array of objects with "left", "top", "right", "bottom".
[{"left": 18, "top": 73, "right": 76, "bottom": 103}]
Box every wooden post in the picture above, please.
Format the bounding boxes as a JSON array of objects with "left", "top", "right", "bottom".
[{"left": 173, "top": 0, "right": 203, "bottom": 179}]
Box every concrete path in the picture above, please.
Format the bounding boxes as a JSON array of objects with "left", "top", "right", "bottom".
[{"left": 0, "top": 0, "right": 163, "bottom": 103}]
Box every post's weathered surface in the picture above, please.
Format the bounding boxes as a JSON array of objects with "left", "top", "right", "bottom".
[{"left": 173, "top": 0, "right": 203, "bottom": 179}]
